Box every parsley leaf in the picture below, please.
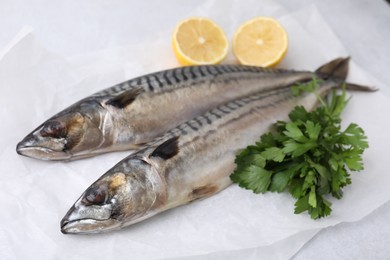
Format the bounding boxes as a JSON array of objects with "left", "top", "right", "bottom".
[
  {"left": 230, "top": 78, "right": 369, "bottom": 219},
  {"left": 231, "top": 165, "right": 272, "bottom": 194}
]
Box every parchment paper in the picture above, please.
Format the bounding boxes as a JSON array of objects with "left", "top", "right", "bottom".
[{"left": 1, "top": 2, "right": 390, "bottom": 259}]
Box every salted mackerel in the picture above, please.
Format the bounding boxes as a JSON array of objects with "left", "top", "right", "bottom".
[
  {"left": 18, "top": 60, "right": 334, "bottom": 161},
  {"left": 60, "top": 58, "right": 373, "bottom": 234}
]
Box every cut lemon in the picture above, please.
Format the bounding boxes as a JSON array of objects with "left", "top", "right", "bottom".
[
  {"left": 172, "top": 17, "right": 229, "bottom": 65},
  {"left": 233, "top": 17, "right": 288, "bottom": 67}
]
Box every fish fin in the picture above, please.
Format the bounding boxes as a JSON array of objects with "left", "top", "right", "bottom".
[
  {"left": 189, "top": 184, "right": 218, "bottom": 202},
  {"left": 150, "top": 136, "right": 179, "bottom": 160},
  {"left": 345, "top": 83, "right": 378, "bottom": 92},
  {"left": 106, "top": 87, "right": 143, "bottom": 109},
  {"left": 316, "top": 57, "right": 350, "bottom": 80}
]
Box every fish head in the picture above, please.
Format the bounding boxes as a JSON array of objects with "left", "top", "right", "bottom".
[
  {"left": 61, "top": 157, "right": 162, "bottom": 234},
  {"left": 16, "top": 100, "right": 107, "bottom": 160}
]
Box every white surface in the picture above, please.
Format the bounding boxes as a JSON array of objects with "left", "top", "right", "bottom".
[{"left": 1, "top": 0, "right": 390, "bottom": 259}]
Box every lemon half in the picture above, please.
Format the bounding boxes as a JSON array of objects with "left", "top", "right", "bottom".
[
  {"left": 233, "top": 17, "right": 288, "bottom": 67},
  {"left": 172, "top": 17, "right": 229, "bottom": 65}
]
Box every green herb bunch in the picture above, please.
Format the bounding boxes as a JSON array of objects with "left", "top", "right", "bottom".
[{"left": 230, "top": 79, "right": 368, "bottom": 219}]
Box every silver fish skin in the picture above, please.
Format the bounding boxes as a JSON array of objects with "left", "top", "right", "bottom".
[
  {"left": 17, "top": 63, "right": 320, "bottom": 161},
  {"left": 61, "top": 58, "right": 368, "bottom": 234}
]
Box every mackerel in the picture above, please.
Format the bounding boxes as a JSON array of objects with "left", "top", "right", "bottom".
[
  {"left": 17, "top": 61, "right": 333, "bottom": 161},
  {"left": 60, "top": 58, "right": 373, "bottom": 233}
]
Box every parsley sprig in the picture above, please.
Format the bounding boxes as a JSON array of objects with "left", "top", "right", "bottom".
[{"left": 230, "top": 79, "right": 368, "bottom": 219}]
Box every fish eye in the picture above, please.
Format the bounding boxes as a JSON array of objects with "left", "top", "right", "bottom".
[
  {"left": 40, "top": 121, "right": 66, "bottom": 137},
  {"left": 83, "top": 186, "right": 107, "bottom": 205}
]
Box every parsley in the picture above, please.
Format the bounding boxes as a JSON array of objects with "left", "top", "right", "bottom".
[{"left": 230, "top": 79, "right": 368, "bottom": 219}]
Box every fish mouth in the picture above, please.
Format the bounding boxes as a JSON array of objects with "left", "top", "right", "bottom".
[
  {"left": 61, "top": 218, "right": 120, "bottom": 234},
  {"left": 16, "top": 143, "right": 71, "bottom": 161}
]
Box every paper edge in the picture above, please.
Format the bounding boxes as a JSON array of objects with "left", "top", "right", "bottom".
[
  {"left": 0, "top": 26, "right": 34, "bottom": 61},
  {"left": 164, "top": 228, "right": 321, "bottom": 260}
]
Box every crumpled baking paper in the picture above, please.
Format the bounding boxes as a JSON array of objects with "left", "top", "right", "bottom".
[{"left": 1, "top": 2, "right": 390, "bottom": 259}]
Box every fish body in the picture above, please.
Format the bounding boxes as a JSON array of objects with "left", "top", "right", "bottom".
[
  {"left": 60, "top": 58, "right": 359, "bottom": 234},
  {"left": 17, "top": 64, "right": 318, "bottom": 160}
]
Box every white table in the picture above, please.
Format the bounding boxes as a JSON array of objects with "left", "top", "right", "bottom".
[{"left": 1, "top": 0, "right": 389, "bottom": 258}]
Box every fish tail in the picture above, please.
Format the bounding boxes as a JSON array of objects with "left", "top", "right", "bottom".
[
  {"left": 344, "top": 82, "right": 378, "bottom": 92},
  {"left": 315, "top": 57, "right": 350, "bottom": 80},
  {"left": 316, "top": 57, "right": 377, "bottom": 92}
]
